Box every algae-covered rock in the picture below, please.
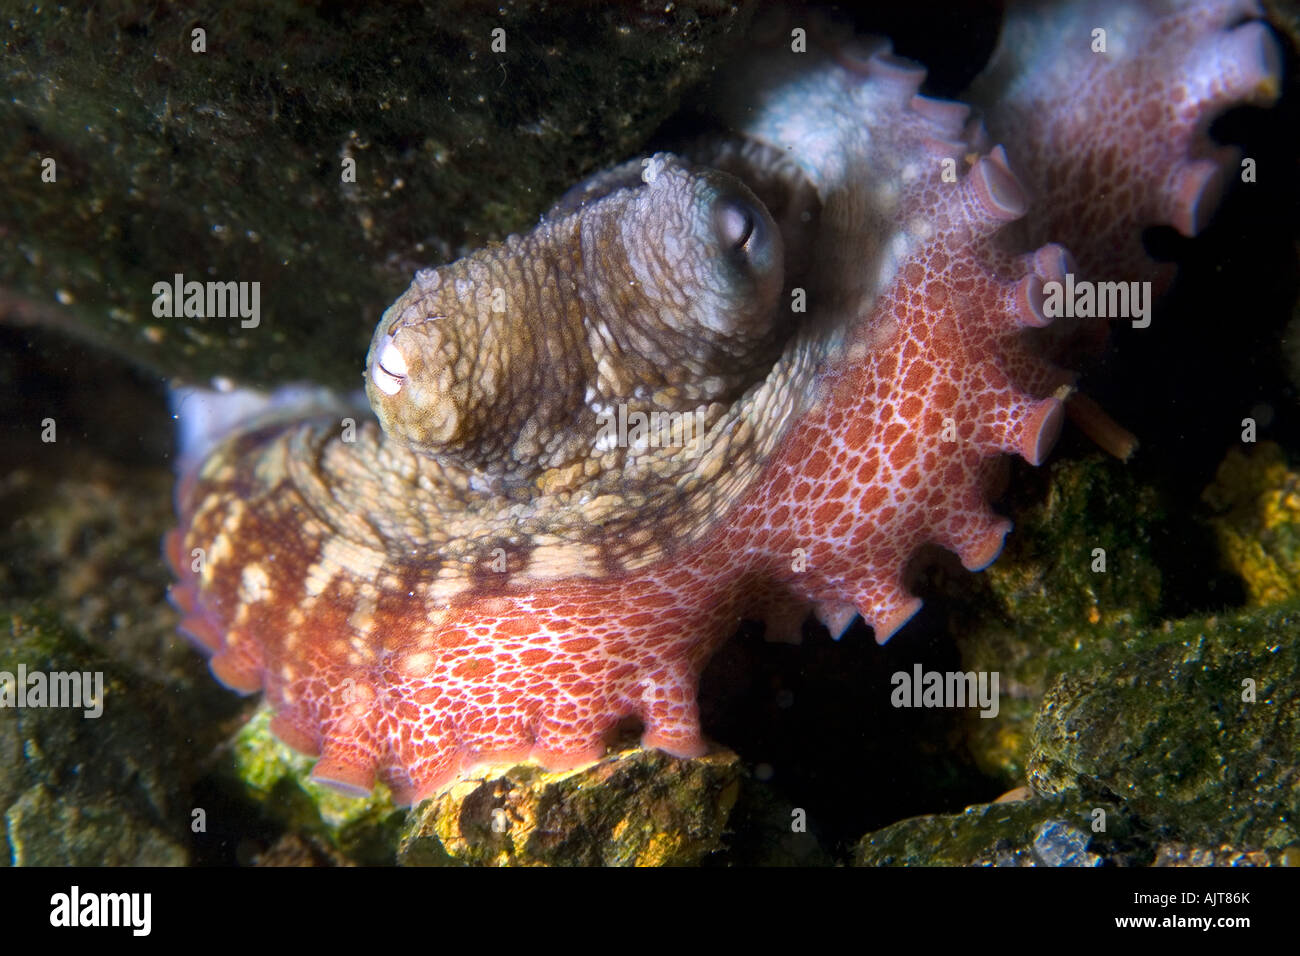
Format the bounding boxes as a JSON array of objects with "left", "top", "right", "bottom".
[
  {"left": 227, "top": 705, "right": 406, "bottom": 865},
  {"left": 875, "top": 455, "right": 1300, "bottom": 865},
  {"left": 855, "top": 790, "right": 1299, "bottom": 866},
  {"left": 967, "top": 453, "right": 1166, "bottom": 674},
  {"left": 0, "top": 458, "right": 187, "bottom": 685},
  {"left": 1152, "top": 843, "right": 1288, "bottom": 866},
  {"left": 0, "top": 607, "right": 194, "bottom": 865},
  {"left": 6, "top": 783, "right": 187, "bottom": 867},
  {"left": 854, "top": 792, "right": 1137, "bottom": 866},
  {"left": 1203, "top": 442, "right": 1300, "bottom": 605},
  {"left": 0, "top": 329, "right": 252, "bottom": 865},
  {"left": 224, "top": 707, "right": 744, "bottom": 866},
  {"left": 397, "top": 743, "right": 743, "bottom": 866},
  {"left": 1, "top": 1, "right": 755, "bottom": 387},
  {"left": 1027, "top": 602, "right": 1300, "bottom": 850}
]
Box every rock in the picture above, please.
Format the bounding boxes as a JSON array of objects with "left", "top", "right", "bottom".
[
  {"left": 856, "top": 599, "right": 1300, "bottom": 865},
  {"left": 1152, "top": 843, "right": 1286, "bottom": 866},
  {"left": 0, "top": 607, "right": 198, "bottom": 865},
  {"left": 222, "top": 706, "right": 746, "bottom": 866},
  {"left": 0, "top": 333, "right": 249, "bottom": 865},
  {"left": 397, "top": 743, "right": 743, "bottom": 866},
  {"left": 6, "top": 783, "right": 187, "bottom": 867},
  {"left": 226, "top": 705, "right": 406, "bottom": 865},
  {"left": 854, "top": 793, "right": 1136, "bottom": 866},
  {"left": 1, "top": 1, "right": 755, "bottom": 387},
  {"left": 855, "top": 790, "right": 1300, "bottom": 867},
  {"left": 1028, "top": 603, "right": 1300, "bottom": 851},
  {"left": 251, "top": 832, "right": 353, "bottom": 867},
  {"left": 937, "top": 451, "right": 1166, "bottom": 788}
]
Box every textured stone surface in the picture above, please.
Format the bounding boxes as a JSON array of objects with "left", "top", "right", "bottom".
[
  {"left": 227, "top": 706, "right": 406, "bottom": 865},
  {"left": 397, "top": 743, "right": 743, "bottom": 866},
  {"left": 1028, "top": 603, "right": 1300, "bottom": 851},
  {"left": 855, "top": 790, "right": 1299, "bottom": 867},
  {"left": 856, "top": 600, "right": 1300, "bottom": 864},
  {"left": 855, "top": 793, "right": 1124, "bottom": 867},
  {"left": 943, "top": 452, "right": 1166, "bottom": 788},
  {"left": 0, "top": 608, "right": 196, "bottom": 865}
]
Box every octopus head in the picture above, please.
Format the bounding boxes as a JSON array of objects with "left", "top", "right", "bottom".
[{"left": 364, "top": 152, "right": 787, "bottom": 481}]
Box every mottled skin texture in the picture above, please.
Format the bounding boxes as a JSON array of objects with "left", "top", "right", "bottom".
[
  {"left": 169, "top": 0, "right": 1282, "bottom": 803},
  {"left": 367, "top": 154, "right": 787, "bottom": 484},
  {"left": 969, "top": 0, "right": 1282, "bottom": 288}
]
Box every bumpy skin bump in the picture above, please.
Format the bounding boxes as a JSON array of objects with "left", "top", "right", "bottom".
[{"left": 169, "top": 1, "right": 1280, "bottom": 804}]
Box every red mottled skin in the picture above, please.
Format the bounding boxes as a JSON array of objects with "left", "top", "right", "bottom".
[{"left": 169, "top": 0, "right": 1282, "bottom": 803}]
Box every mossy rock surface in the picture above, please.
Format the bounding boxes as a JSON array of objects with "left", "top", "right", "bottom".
[
  {"left": 855, "top": 790, "right": 1299, "bottom": 867},
  {"left": 1027, "top": 602, "right": 1300, "bottom": 851},
  {"left": 0, "top": 607, "right": 195, "bottom": 865}
]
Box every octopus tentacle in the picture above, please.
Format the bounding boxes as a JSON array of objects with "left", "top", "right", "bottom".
[
  {"left": 168, "top": 1, "right": 1282, "bottom": 802},
  {"left": 967, "top": 0, "right": 1282, "bottom": 286}
]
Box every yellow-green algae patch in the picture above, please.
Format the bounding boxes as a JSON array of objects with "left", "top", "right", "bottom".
[
  {"left": 860, "top": 601, "right": 1300, "bottom": 865},
  {"left": 231, "top": 705, "right": 406, "bottom": 865},
  {"left": 1203, "top": 441, "right": 1300, "bottom": 606}
]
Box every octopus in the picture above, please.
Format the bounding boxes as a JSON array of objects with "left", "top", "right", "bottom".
[{"left": 167, "top": 0, "right": 1282, "bottom": 804}]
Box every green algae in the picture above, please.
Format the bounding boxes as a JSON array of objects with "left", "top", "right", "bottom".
[
  {"left": 227, "top": 710, "right": 746, "bottom": 866},
  {"left": 860, "top": 599, "right": 1300, "bottom": 866},
  {"left": 856, "top": 789, "right": 1298, "bottom": 866},
  {"left": 944, "top": 452, "right": 1166, "bottom": 787},
  {"left": 969, "top": 452, "right": 1166, "bottom": 673},
  {"left": 855, "top": 793, "right": 1122, "bottom": 866},
  {"left": 1203, "top": 441, "right": 1300, "bottom": 606},
  {"left": 861, "top": 593, "right": 1300, "bottom": 866}
]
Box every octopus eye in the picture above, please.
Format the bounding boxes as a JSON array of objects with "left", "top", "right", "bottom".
[
  {"left": 713, "top": 196, "right": 758, "bottom": 256},
  {"left": 372, "top": 334, "right": 409, "bottom": 396}
]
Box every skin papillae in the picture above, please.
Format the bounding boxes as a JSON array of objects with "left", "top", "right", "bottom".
[{"left": 169, "top": 0, "right": 1281, "bottom": 803}]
